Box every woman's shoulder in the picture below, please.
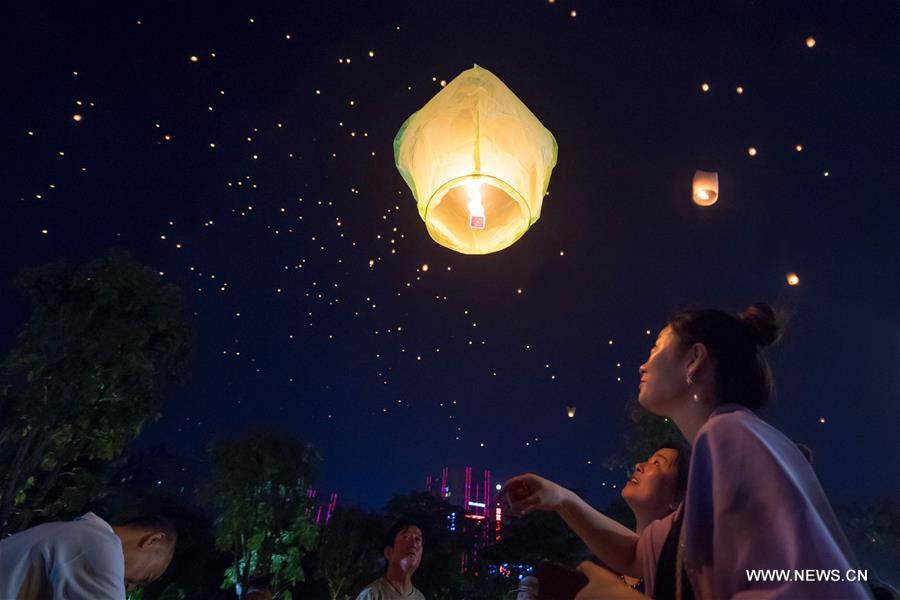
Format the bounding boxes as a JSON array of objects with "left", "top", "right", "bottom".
[
  {"left": 642, "top": 509, "right": 678, "bottom": 547},
  {"left": 696, "top": 404, "right": 810, "bottom": 477},
  {"left": 698, "top": 404, "right": 779, "bottom": 443}
]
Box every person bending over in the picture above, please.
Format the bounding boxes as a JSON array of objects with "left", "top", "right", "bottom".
[{"left": 0, "top": 510, "right": 176, "bottom": 599}]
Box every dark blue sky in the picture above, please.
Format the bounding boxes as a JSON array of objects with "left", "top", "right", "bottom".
[{"left": 5, "top": 1, "right": 898, "bottom": 511}]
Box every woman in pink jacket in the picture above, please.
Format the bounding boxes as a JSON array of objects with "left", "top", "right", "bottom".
[{"left": 502, "top": 303, "right": 868, "bottom": 599}]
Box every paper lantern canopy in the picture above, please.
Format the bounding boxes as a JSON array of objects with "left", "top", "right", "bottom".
[
  {"left": 394, "top": 65, "right": 558, "bottom": 255},
  {"left": 692, "top": 170, "right": 719, "bottom": 206}
]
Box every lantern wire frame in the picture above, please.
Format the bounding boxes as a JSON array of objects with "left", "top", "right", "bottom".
[{"left": 424, "top": 174, "right": 531, "bottom": 255}]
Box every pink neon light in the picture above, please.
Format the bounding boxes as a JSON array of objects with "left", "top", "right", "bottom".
[
  {"left": 326, "top": 492, "right": 337, "bottom": 523},
  {"left": 484, "top": 470, "right": 491, "bottom": 518}
]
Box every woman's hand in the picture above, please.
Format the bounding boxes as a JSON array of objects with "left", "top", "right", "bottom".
[
  {"left": 574, "top": 562, "right": 647, "bottom": 600},
  {"left": 498, "top": 473, "right": 570, "bottom": 515}
]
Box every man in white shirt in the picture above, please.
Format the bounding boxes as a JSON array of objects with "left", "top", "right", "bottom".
[
  {"left": 0, "top": 511, "right": 177, "bottom": 599},
  {"left": 356, "top": 520, "right": 426, "bottom": 600}
]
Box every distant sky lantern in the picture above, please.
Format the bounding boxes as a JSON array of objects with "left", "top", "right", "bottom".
[
  {"left": 692, "top": 170, "right": 719, "bottom": 206},
  {"left": 786, "top": 272, "right": 800, "bottom": 286},
  {"left": 394, "top": 65, "right": 558, "bottom": 255},
  {"left": 805, "top": 36, "right": 816, "bottom": 48},
  {"left": 747, "top": 147, "right": 758, "bottom": 157},
  {"left": 701, "top": 82, "right": 710, "bottom": 92},
  {"left": 736, "top": 86, "right": 744, "bottom": 94},
  {"left": 566, "top": 406, "right": 576, "bottom": 418}
]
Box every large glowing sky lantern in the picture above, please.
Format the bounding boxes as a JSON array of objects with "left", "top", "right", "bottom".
[{"left": 394, "top": 65, "right": 558, "bottom": 254}]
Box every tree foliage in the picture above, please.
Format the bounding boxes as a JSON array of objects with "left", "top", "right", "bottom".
[
  {"left": 0, "top": 251, "right": 192, "bottom": 536},
  {"left": 314, "top": 507, "right": 384, "bottom": 600},
  {"left": 837, "top": 500, "right": 900, "bottom": 589},
  {"left": 603, "top": 401, "right": 687, "bottom": 475},
  {"left": 484, "top": 509, "right": 587, "bottom": 569},
  {"left": 206, "top": 430, "right": 320, "bottom": 599}
]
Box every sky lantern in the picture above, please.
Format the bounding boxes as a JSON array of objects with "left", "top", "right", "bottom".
[
  {"left": 566, "top": 406, "right": 576, "bottom": 418},
  {"left": 692, "top": 170, "right": 719, "bottom": 206},
  {"left": 786, "top": 272, "right": 800, "bottom": 286},
  {"left": 393, "top": 65, "right": 558, "bottom": 255}
]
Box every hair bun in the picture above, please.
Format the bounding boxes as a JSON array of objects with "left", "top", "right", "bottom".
[{"left": 738, "top": 302, "right": 784, "bottom": 347}]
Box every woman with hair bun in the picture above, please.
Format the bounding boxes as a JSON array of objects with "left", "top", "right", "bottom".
[{"left": 503, "top": 303, "right": 868, "bottom": 599}]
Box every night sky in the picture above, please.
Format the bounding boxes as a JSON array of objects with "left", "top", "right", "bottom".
[{"left": 5, "top": 1, "right": 899, "bottom": 512}]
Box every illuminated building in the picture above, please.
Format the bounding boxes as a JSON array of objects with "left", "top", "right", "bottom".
[
  {"left": 425, "top": 466, "right": 492, "bottom": 512},
  {"left": 306, "top": 488, "right": 338, "bottom": 528},
  {"left": 425, "top": 465, "right": 501, "bottom": 573}
]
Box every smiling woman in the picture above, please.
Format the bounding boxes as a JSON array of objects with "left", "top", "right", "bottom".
[
  {"left": 499, "top": 441, "right": 690, "bottom": 595},
  {"left": 500, "top": 303, "right": 870, "bottom": 600},
  {"left": 621, "top": 447, "right": 689, "bottom": 534},
  {"left": 631, "top": 303, "right": 868, "bottom": 600}
]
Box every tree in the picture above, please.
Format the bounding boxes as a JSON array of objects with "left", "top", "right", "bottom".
[
  {"left": 206, "top": 430, "right": 320, "bottom": 599},
  {"left": 483, "top": 509, "right": 587, "bottom": 571},
  {"left": 314, "top": 507, "right": 384, "bottom": 600},
  {"left": 0, "top": 251, "right": 192, "bottom": 536},
  {"left": 837, "top": 500, "right": 900, "bottom": 590},
  {"left": 603, "top": 400, "right": 687, "bottom": 475}
]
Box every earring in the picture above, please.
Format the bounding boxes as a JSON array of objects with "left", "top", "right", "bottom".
[{"left": 687, "top": 374, "right": 699, "bottom": 401}]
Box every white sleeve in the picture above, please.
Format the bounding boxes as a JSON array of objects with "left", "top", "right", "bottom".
[{"left": 52, "top": 542, "right": 126, "bottom": 600}]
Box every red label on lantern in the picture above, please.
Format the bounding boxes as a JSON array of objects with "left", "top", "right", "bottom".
[{"left": 470, "top": 215, "right": 485, "bottom": 229}]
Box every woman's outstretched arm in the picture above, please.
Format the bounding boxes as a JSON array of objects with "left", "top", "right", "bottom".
[{"left": 500, "top": 473, "right": 644, "bottom": 578}]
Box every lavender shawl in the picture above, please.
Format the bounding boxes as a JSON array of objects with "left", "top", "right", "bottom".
[{"left": 641, "top": 405, "right": 869, "bottom": 599}]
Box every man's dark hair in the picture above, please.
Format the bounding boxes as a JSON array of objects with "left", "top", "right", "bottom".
[
  {"left": 110, "top": 512, "right": 178, "bottom": 543},
  {"left": 381, "top": 519, "right": 422, "bottom": 550}
]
